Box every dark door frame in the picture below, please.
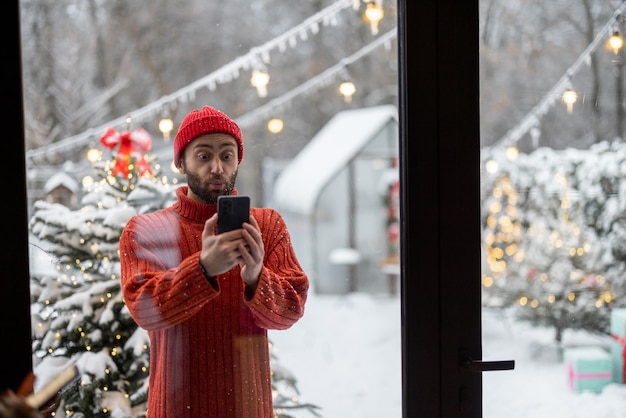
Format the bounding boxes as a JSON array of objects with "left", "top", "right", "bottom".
[
  {"left": 399, "top": 2, "right": 482, "bottom": 417},
  {"left": 4, "top": 0, "right": 33, "bottom": 394},
  {"left": 4, "top": 1, "right": 484, "bottom": 417}
]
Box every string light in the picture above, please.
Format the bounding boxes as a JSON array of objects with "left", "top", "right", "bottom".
[
  {"left": 494, "top": 2, "right": 626, "bottom": 149},
  {"left": 363, "top": 2, "right": 384, "bottom": 35},
  {"left": 158, "top": 117, "right": 174, "bottom": 141},
  {"left": 27, "top": 23, "right": 397, "bottom": 162},
  {"left": 608, "top": 30, "right": 624, "bottom": 55},
  {"left": 505, "top": 146, "right": 519, "bottom": 161},
  {"left": 561, "top": 88, "right": 578, "bottom": 114},
  {"left": 86, "top": 147, "right": 102, "bottom": 163},
  {"left": 338, "top": 81, "right": 356, "bottom": 102},
  {"left": 250, "top": 69, "right": 270, "bottom": 98},
  {"left": 485, "top": 159, "right": 499, "bottom": 174},
  {"left": 267, "top": 118, "right": 284, "bottom": 133}
]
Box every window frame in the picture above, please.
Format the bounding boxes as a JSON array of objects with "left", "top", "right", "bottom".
[{"left": 4, "top": 1, "right": 484, "bottom": 417}]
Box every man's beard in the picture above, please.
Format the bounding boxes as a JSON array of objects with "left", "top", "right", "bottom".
[{"left": 186, "top": 169, "right": 238, "bottom": 204}]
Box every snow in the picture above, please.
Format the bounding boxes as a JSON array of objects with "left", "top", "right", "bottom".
[
  {"left": 28, "top": 234, "right": 626, "bottom": 417},
  {"left": 269, "top": 292, "right": 402, "bottom": 417},
  {"left": 268, "top": 292, "right": 626, "bottom": 418},
  {"left": 28, "top": 138, "right": 626, "bottom": 417},
  {"left": 43, "top": 172, "right": 79, "bottom": 194},
  {"left": 327, "top": 247, "right": 361, "bottom": 264}
]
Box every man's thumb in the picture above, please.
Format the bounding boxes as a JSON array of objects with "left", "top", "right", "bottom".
[{"left": 204, "top": 213, "right": 218, "bottom": 235}]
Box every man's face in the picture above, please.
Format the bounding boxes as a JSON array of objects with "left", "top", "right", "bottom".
[{"left": 179, "top": 133, "right": 239, "bottom": 204}]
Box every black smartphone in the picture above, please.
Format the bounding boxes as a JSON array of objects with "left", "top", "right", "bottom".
[{"left": 217, "top": 195, "right": 250, "bottom": 234}]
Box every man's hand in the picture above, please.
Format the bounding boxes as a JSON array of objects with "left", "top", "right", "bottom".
[
  {"left": 200, "top": 214, "right": 264, "bottom": 290},
  {"left": 0, "top": 390, "right": 42, "bottom": 418},
  {"left": 239, "top": 215, "right": 264, "bottom": 289},
  {"left": 200, "top": 213, "right": 245, "bottom": 277}
]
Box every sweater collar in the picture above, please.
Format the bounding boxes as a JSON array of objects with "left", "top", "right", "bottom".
[{"left": 173, "top": 186, "right": 239, "bottom": 222}]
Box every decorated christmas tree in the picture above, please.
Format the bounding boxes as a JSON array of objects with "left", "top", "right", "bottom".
[
  {"left": 481, "top": 143, "right": 623, "bottom": 347},
  {"left": 29, "top": 125, "right": 319, "bottom": 417}
]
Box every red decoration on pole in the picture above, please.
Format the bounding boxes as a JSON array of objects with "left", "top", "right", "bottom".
[
  {"left": 100, "top": 127, "right": 153, "bottom": 178},
  {"left": 386, "top": 157, "right": 400, "bottom": 248},
  {"left": 611, "top": 333, "right": 626, "bottom": 383}
]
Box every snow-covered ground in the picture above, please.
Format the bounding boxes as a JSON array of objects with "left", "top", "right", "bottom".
[
  {"left": 29, "top": 236, "right": 626, "bottom": 418},
  {"left": 269, "top": 292, "right": 626, "bottom": 418},
  {"left": 269, "top": 292, "right": 402, "bottom": 417}
]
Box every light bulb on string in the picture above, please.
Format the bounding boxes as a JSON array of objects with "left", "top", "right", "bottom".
[
  {"left": 505, "top": 146, "right": 519, "bottom": 161},
  {"left": 86, "top": 147, "right": 102, "bottom": 163},
  {"left": 485, "top": 159, "right": 498, "bottom": 174},
  {"left": 363, "top": 2, "right": 384, "bottom": 35},
  {"left": 250, "top": 69, "right": 270, "bottom": 98},
  {"left": 159, "top": 117, "right": 174, "bottom": 141},
  {"left": 82, "top": 175, "right": 95, "bottom": 189},
  {"left": 338, "top": 81, "right": 356, "bottom": 102},
  {"left": 561, "top": 88, "right": 578, "bottom": 114},
  {"left": 267, "top": 118, "right": 284, "bottom": 134},
  {"left": 608, "top": 30, "right": 624, "bottom": 55}
]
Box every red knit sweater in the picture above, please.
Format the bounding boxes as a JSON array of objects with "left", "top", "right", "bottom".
[{"left": 119, "top": 187, "right": 309, "bottom": 418}]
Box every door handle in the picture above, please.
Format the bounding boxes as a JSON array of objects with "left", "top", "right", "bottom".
[{"left": 461, "top": 359, "right": 515, "bottom": 372}]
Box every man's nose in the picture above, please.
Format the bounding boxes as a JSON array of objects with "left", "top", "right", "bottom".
[{"left": 210, "top": 160, "right": 223, "bottom": 174}]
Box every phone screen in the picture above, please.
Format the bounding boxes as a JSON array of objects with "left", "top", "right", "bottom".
[{"left": 217, "top": 196, "right": 250, "bottom": 234}]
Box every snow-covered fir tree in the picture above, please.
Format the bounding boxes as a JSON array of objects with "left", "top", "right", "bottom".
[
  {"left": 481, "top": 141, "right": 626, "bottom": 346},
  {"left": 28, "top": 127, "right": 319, "bottom": 418}
]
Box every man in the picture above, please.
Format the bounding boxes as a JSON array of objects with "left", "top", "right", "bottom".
[
  {"left": 0, "top": 390, "right": 42, "bottom": 418},
  {"left": 119, "top": 106, "right": 309, "bottom": 418}
]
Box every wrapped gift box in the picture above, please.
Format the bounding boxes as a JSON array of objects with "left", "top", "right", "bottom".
[
  {"left": 564, "top": 346, "right": 612, "bottom": 394},
  {"left": 610, "top": 308, "right": 626, "bottom": 383}
]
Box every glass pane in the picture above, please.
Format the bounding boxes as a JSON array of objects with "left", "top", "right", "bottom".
[
  {"left": 481, "top": 1, "right": 626, "bottom": 416},
  {"left": 22, "top": 1, "right": 401, "bottom": 417}
]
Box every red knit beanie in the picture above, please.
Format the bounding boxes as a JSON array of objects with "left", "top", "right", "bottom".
[{"left": 173, "top": 106, "right": 243, "bottom": 167}]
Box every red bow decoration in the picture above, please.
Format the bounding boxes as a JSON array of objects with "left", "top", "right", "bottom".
[
  {"left": 610, "top": 333, "right": 626, "bottom": 383},
  {"left": 100, "top": 127, "right": 153, "bottom": 178}
]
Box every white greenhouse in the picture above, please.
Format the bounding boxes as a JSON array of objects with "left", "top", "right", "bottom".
[{"left": 272, "top": 105, "right": 399, "bottom": 294}]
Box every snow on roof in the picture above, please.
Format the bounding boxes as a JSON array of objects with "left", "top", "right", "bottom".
[
  {"left": 273, "top": 105, "right": 397, "bottom": 216},
  {"left": 44, "top": 171, "right": 79, "bottom": 194}
]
